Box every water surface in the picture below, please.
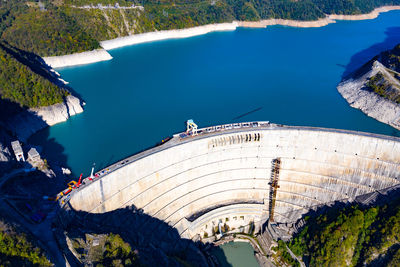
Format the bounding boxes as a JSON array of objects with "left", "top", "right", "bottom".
[
  {"left": 211, "top": 241, "right": 259, "bottom": 267},
  {"left": 29, "top": 10, "right": 400, "bottom": 267},
  {"left": 30, "top": 11, "right": 400, "bottom": 177}
]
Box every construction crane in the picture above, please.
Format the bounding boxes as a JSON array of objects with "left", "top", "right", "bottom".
[
  {"left": 68, "top": 173, "right": 83, "bottom": 189},
  {"left": 186, "top": 119, "right": 198, "bottom": 136}
]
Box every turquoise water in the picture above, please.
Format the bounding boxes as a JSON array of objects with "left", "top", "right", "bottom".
[
  {"left": 31, "top": 11, "right": 400, "bottom": 177},
  {"left": 211, "top": 241, "right": 259, "bottom": 267},
  {"left": 28, "top": 11, "right": 400, "bottom": 266}
]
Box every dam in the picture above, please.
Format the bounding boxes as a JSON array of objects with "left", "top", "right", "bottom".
[{"left": 61, "top": 121, "right": 400, "bottom": 242}]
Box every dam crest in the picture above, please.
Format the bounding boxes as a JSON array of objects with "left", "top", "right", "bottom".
[{"left": 61, "top": 121, "right": 400, "bottom": 241}]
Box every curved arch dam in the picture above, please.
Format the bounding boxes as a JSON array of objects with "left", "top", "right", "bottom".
[{"left": 62, "top": 122, "right": 400, "bottom": 241}]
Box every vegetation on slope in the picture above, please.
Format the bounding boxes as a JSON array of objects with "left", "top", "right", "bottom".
[
  {"left": 380, "top": 43, "right": 400, "bottom": 73},
  {"left": 0, "top": 220, "right": 52, "bottom": 266},
  {"left": 0, "top": 43, "right": 68, "bottom": 108},
  {"left": 366, "top": 72, "right": 400, "bottom": 103},
  {"left": 64, "top": 0, "right": 400, "bottom": 38},
  {"left": 287, "top": 196, "right": 400, "bottom": 267},
  {"left": 1, "top": 5, "right": 99, "bottom": 57},
  {"left": 365, "top": 43, "right": 400, "bottom": 103},
  {"left": 3, "top": 0, "right": 400, "bottom": 57},
  {"left": 310, "top": 0, "right": 400, "bottom": 14},
  {"left": 272, "top": 240, "right": 300, "bottom": 267},
  {"left": 62, "top": 7, "right": 153, "bottom": 41},
  {"left": 70, "top": 232, "right": 139, "bottom": 266},
  {"left": 1, "top": 0, "right": 399, "bottom": 110}
]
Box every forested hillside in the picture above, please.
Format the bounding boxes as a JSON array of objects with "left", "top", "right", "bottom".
[
  {"left": 363, "top": 44, "right": 400, "bottom": 103},
  {"left": 287, "top": 195, "right": 400, "bottom": 266},
  {"left": 0, "top": 1, "right": 99, "bottom": 57},
  {"left": 2, "top": 0, "right": 400, "bottom": 57},
  {"left": 0, "top": 220, "right": 52, "bottom": 266},
  {"left": 0, "top": 42, "right": 68, "bottom": 108},
  {"left": 1, "top": 0, "right": 400, "bottom": 108}
]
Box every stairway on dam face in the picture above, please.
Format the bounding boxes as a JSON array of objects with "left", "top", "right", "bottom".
[{"left": 63, "top": 122, "right": 400, "bottom": 241}]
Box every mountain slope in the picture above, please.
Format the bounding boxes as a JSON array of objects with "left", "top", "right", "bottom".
[
  {"left": 337, "top": 44, "right": 400, "bottom": 130},
  {"left": 288, "top": 195, "right": 400, "bottom": 266}
]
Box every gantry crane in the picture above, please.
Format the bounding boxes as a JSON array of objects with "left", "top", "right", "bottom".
[{"left": 186, "top": 119, "right": 198, "bottom": 136}]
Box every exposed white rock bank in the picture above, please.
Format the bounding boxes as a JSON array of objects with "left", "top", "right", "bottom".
[
  {"left": 32, "top": 94, "right": 84, "bottom": 126},
  {"left": 337, "top": 61, "right": 400, "bottom": 130},
  {"left": 0, "top": 143, "right": 12, "bottom": 163},
  {"left": 42, "top": 6, "right": 400, "bottom": 67},
  {"left": 329, "top": 6, "right": 400, "bottom": 20},
  {"left": 100, "top": 22, "right": 239, "bottom": 50},
  {"left": 4, "top": 95, "right": 84, "bottom": 142},
  {"left": 238, "top": 18, "right": 335, "bottom": 28},
  {"left": 43, "top": 49, "right": 112, "bottom": 68},
  {"left": 99, "top": 6, "right": 400, "bottom": 51},
  {"left": 238, "top": 6, "right": 400, "bottom": 29}
]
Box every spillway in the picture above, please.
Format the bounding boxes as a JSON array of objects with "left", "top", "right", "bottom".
[{"left": 62, "top": 122, "right": 400, "bottom": 241}]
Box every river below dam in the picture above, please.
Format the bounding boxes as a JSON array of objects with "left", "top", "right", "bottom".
[
  {"left": 30, "top": 10, "right": 400, "bottom": 266},
  {"left": 212, "top": 241, "right": 259, "bottom": 267}
]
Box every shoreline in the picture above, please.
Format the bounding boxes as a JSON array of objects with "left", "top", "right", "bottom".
[
  {"left": 329, "top": 5, "right": 400, "bottom": 21},
  {"left": 337, "top": 61, "right": 400, "bottom": 131},
  {"left": 44, "top": 5, "right": 400, "bottom": 68},
  {"left": 100, "top": 22, "right": 239, "bottom": 50},
  {"left": 238, "top": 5, "right": 400, "bottom": 28},
  {"left": 43, "top": 49, "right": 112, "bottom": 69},
  {"left": 4, "top": 95, "right": 84, "bottom": 142},
  {"left": 238, "top": 17, "right": 334, "bottom": 28}
]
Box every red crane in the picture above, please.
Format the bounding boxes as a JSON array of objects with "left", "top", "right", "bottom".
[{"left": 77, "top": 173, "right": 83, "bottom": 187}]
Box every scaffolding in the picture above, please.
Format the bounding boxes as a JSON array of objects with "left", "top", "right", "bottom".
[{"left": 268, "top": 158, "right": 281, "bottom": 222}]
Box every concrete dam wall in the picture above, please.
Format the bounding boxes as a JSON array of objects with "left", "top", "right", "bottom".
[{"left": 64, "top": 122, "right": 400, "bottom": 240}]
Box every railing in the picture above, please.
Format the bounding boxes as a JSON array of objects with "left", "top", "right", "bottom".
[
  {"left": 175, "top": 121, "right": 271, "bottom": 139},
  {"left": 59, "top": 120, "right": 400, "bottom": 206},
  {"left": 58, "top": 121, "right": 272, "bottom": 205}
]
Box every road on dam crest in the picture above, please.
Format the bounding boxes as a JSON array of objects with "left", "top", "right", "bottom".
[{"left": 60, "top": 121, "right": 400, "bottom": 241}]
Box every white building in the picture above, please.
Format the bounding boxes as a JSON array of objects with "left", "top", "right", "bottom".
[
  {"left": 11, "top": 141, "right": 25, "bottom": 162},
  {"left": 27, "top": 148, "right": 41, "bottom": 164}
]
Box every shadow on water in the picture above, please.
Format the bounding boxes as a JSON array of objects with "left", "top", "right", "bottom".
[
  {"left": 28, "top": 126, "right": 70, "bottom": 175},
  {"left": 209, "top": 246, "right": 234, "bottom": 267},
  {"left": 342, "top": 26, "right": 400, "bottom": 79},
  {"left": 58, "top": 204, "right": 230, "bottom": 266}
]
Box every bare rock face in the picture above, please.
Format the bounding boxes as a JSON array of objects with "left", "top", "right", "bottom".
[
  {"left": 0, "top": 129, "right": 14, "bottom": 176},
  {"left": 32, "top": 95, "right": 83, "bottom": 126},
  {"left": 337, "top": 61, "right": 400, "bottom": 130},
  {"left": 4, "top": 95, "right": 84, "bottom": 142},
  {"left": 0, "top": 143, "right": 12, "bottom": 163}
]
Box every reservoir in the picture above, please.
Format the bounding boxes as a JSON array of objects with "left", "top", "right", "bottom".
[
  {"left": 30, "top": 11, "right": 400, "bottom": 177},
  {"left": 30, "top": 10, "right": 400, "bottom": 266}
]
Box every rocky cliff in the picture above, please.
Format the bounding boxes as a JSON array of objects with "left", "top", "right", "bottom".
[
  {"left": 337, "top": 45, "right": 400, "bottom": 130},
  {"left": 0, "top": 142, "right": 13, "bottom": 176},
  {"left": 4, "top": 95, "right": 84, "bottom": 142},
  {"left": 0, "top": 145, "right": 11, "bottom": 163}
]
